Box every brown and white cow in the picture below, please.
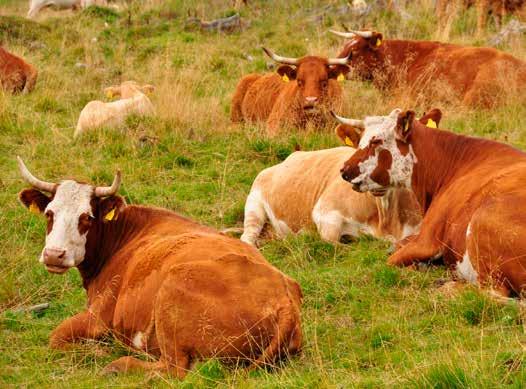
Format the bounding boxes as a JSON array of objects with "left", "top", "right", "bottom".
[
  {"left": 240, "top": 146, "right": 422, "bottom": 246},
  {"left": 231, "top": 48, "right": 350, "bottom": 136},
  {"left": 17, "top": 158, "right": 302, "bottom": 377},
  {"left": 331, "top": 29, "right": 526, "bottom": 107},
  {"left": 0, "top": 47, "right": 38, "bottom": 94},
  {"left": 337, "top": 108, "right": 526, "bottom": 298}
]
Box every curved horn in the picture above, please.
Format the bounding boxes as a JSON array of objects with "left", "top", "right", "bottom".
[
  {"left": 330, "top": 111, "right": 365, "bottom": 129},
  {"left": 17, "top": 156, "right": 56, "bottom": 193},
  {"left": 329, "top": 29, "right": 373, "bottom": 39},
  {"left": 327, "top": 57, "right": 350, "bottom": 65},
  {"left": 94, "top": 170, "right": 122, "bottom": 197},
  {"left": 262, "top": 47, "right": 299, "bottom": 65}
]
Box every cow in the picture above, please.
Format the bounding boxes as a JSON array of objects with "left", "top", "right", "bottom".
[
  {"left": 0, "top": 47, "right": 38, "bottom": 94},
  {"left": 337, "top": 108, "right": 526, "bottom": 298},
  {"left": 330, "top": 29, "right": 526, "bottom": 108},
  {"left": 17, "top": 157, "right": 302, "bottom": 377},
  {"left": 27, "top": 0, "right": 109, "bottom": 18},
  {"left": 436, "top": 0, "right": 526, "bottom": 37},
  {"left": 75, "top": 81, "right": 155, "bottom": 138},
  {"left": 231, "top": 48, "right": 350, "bottom": 136},
  {"left": 240, "top": 147, "right": 422, "bottom": 247}
]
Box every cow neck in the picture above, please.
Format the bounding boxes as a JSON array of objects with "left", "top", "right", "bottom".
[
  {"left": 381, "top": 40, "right": 442, "bottom": 80},
  {"left": 409, "top": 124, "right": 521, "bottom": 212}
]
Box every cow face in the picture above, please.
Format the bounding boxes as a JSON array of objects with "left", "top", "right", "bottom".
[
  {"left": 277, "top": 57, "right": 350, "bottom": 111},
  {"left": 332, "top": 31, "right": 384, "bottom": 81},
  {"left": 18, "top": 159, "right": 124, "bottom": 274},
  {"left": 336, "top": 109, "right": 440, "bottom": 195},
  {"left": 105, "top": 81, "right": 155, "bottom": 100}
]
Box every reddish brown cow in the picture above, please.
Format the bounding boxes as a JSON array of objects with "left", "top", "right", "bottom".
[
  {"left": 0, "top": 47, "right": 38, "bottom": 94},
  {"left": 331, "top": 29, "right": 526, "bottom": 107},
  {"left": 17, "top": 158, "right": 302, "bottom": 377},
  {"left": 336, "top": 108, "right": 526, "bottom": 298},
  {"left": 231, "top": 48, "right": 350, "bottom": 136}
]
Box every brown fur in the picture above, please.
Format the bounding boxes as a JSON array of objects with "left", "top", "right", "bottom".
[
  {"left": 21, "top": 192, "right": 303, "bottom": 377},
  {"left": 231, "top": 56, "right": 349, "bottom": 136},
  {"left": 0, "top": 46, "right": 38, "bottom": 94},
  {"left": 337, "top": 34, "right": 526, "bottom": 108}
]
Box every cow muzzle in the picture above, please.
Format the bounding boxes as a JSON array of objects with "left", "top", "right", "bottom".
[
  {"left": 42, "top": 247, "right": 70, "bottom": 274},
  {"left": 303, "top": 96, "right": 319, "bottom": 110}
]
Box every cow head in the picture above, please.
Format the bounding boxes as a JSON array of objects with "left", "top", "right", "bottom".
[
  {"left": 17, "top": 157, "right": 125, "bottom": 274},
  {"left": 333, "top": 108, "right": 442, "bottom": 195},
  {"left": 329, "top": 29, "right": 384, "bottom": 81},
  {"left": 104, "top": 81, "right": 155, "bottom": 100},
  {"left": 262, "top": 47, "right": 350, "bottom": 111}
]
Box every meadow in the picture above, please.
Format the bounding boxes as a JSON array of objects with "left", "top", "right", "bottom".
[{"left": 1, "top": 0, "right": 526, "bottom": 387}]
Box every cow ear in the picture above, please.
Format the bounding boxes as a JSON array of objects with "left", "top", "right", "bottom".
[
  {"left": 369, "top": 32, "right": 384, "bottom": 49},
  {"left": 105, "top": 86, "right": 119, "bottom": 99},
  {"left": 328, "top": 65, "right": 350, "bottom": 80},
  {"left": 336, "top": 124, "right": 362, "bottom": 148},
  {"left": 277, "top": 65, "right": 297, "bottom": 81},
  {"left": 19, "top": 189, "right": 51, "bottom": 214},
  {"left": 395, "top": 110, "right": 416, "bottom": 143},
  {"left": 98, "top": 195, "right": 126, "bottom": 223},
  {"left": 142, "top": 84, "right": 155, "bottom": 95},
  {"left": 418, "top": 108, "right": 442, "bottom": 128}
]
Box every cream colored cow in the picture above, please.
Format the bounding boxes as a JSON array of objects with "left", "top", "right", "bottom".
[
  {"left": 240, "top": 146, "right": 422, "bottom": 246},
  {"left": 75, "top": 81, "right": 155, "bottom": 138}
]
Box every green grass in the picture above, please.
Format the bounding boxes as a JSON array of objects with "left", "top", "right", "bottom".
[{"left": 1, "top": 0, "right": 526, "bottom": 387}]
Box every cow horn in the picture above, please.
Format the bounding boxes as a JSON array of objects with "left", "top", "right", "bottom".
[
  {"left": 330, "top": 112, "right": 365, "bottom": 129},
  {"left": 17, "top": 156, "right": 56, "bottom": 193},
  {"left": 94, "top": 170, "right": 122, "bottom": 197},
  {"left": 262, "top": 47, "right": 299, "bottom": 65},
  {"left": 327, "top": 57, "right": 350, "bottom": 66},
  {"left": 329, "top": 29, "right": 373, "bottom": 39}
]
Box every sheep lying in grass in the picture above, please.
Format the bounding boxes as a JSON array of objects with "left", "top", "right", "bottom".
[
  {"left": 27, "top": 0, "right": 110, "bottom": 18},
  {"left": 74, "top": 81, "right": 155, "bottom": 138}
]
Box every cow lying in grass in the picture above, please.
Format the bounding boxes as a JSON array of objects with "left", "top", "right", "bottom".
[
  {"left": 17, "top": 158, "right": 302, "bottom": 377},
  {"left": 240, "top": 110, "right": 442, "bottom": 246},
  {"left": 75, "top": 81, "right": 155, "bottom": 138},
  {"left": 331, "top": 29, "right": 526, "bottom": 107},
  {"left": 27, "top": 0, "right": 109, "bottom": 18},
  {"left": 338, "top": 108, "right": 526, "bottom": 298},
  {"left": 231, "top": 48, "right": 350, "bottom": 136},
  {"left": 0, "top": 47, "right": 38, "bottom": 94}
]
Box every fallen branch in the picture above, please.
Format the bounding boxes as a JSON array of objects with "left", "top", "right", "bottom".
[
  {"left": 12, "top": 303, "right": 50, "bottom": 313},
  {"left": 185, "top": 13, "right": 244, "bottom": 33}
]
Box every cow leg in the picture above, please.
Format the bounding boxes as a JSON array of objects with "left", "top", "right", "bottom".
[
  {"left": 27, "top": 1, "right": 47, "bottom": 18},
  {"left": 102, "top": 355, "right": 189, "bottom": 378},
  {"left": 240, "top": 189, "right": 268, "bottom": 246},
  {"left": 49, "top": 310, "right": 108, "bottom": 349},
  {"left": 387, "top": 237, "right": 442, "bottom": 267}
]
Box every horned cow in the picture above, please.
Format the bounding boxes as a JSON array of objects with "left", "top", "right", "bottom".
[
  {"left": 17, "top": 158, "right": 302, "bottom": 377},
  {"left": 331, "top": 29, "right": 526, "bottom": 108},
  {"left": 0, "top": 47, "right": 38, "bottom": 94},
  {"left": 231, "top": 48, "right": 350, "bottom": 136},
  {"left": 338, "top": 108, "right": 526, "bottom": 298}
]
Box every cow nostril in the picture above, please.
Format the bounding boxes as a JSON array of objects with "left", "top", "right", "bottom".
[{"left": 57, "top": 251, "right": 65, "bottom": 259}]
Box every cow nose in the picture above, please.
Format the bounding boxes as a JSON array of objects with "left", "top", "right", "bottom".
[
  {"left": 304, "top": 96, "right": 318, "bottom": 108},
  {"left": 341, "top": 170, "right": 353, "bottom": 182},
  {"left": 43, "top": 248, "right": 66, "bottom": 265},
  {"left": 351, "top": 182, "right": 362, "bottom": 192}
]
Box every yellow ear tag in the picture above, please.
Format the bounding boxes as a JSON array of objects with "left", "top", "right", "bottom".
[
  {"left": 376, "top": 38, "right": 382, "bottom": 47},
  {"left": 337, "top": 73, "right": 345, "bottom": 82},
  {"left": 426, "top": 118, "right": 437, "bottom": 128},
  {"left": 282, "top": 74, "right": 290, "bottom": 83},
  {"left": 106, "top": 90, "right": 114, "bottom": 99},
  {"left": 29, "top": 202, "right": 40, "bottom": 214},
  {"left": 404, "top": 121, "right": 410, "bottom": 131},
  {"left": 104, "top": 208, "right": 116, "bottom": 221},
  {"left": 344, "top": 136, "right": 353, "bottom": 146}
]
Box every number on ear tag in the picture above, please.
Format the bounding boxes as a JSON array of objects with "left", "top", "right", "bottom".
[
  {"left": 376, "top": 38, "right": 382, "bottom": 47},
  {"left": 104, "top": 208, "right": 116, "bottom": 221},
  {"left": 344, "top": 136, "right": 353, "bottom": 146},
  {"left": 426, "top": 118, "right": 437, "bottom": 128},
  {"left": 29, "top": 202, "right": 40, "bottom": 214},
  {"left": 282, "top": 74, "right": 290, "bottom": 82},
  {"left": 337, "top": 73, "right": 345, "bottom": 82}
]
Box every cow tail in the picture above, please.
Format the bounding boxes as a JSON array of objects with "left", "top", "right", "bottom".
[{"left": 240, "top": 189, "right": 267, "bottom": 246}]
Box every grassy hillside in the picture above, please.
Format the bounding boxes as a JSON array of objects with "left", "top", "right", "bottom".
[{"left": 1, "top": 0, "right": 526, "bottom": 387}]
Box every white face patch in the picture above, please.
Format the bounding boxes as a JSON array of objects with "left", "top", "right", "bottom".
[
  {"left": 42, "top": 180, "right": 94, "bottom": 268},
  {"left": 352, "top": 109, "right": 417, "bottom": 191}
]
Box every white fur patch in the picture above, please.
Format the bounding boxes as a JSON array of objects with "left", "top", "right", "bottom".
[
  {"left": 245, "top": 189, "right": 291, "bottom": 239},
  {"left": 132, "top": 331, "right": 145, "bottom": 349},
  {"left": 457, "top": 223, "right": 478, "bottom": 284},
  {"left": 43, "top": 180, "right": 94, "bottom": 267},
  {"left": 312, "top": 200, "right": 374, "bottom": 241}
]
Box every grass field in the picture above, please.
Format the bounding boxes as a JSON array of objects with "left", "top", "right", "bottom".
[{"left": 1, "top": 0, "right": 526, "bottom": 387}]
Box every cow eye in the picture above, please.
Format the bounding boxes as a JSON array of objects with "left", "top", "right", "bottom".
[
  {"left": 320, "top": 80, "right": 328, "bottom": 88},
  {"left": 297, "top": 80, "right": 304, "bottom": 87},
  {"left": 45, "top": 210, "right": 52, "bottom": 219}
]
